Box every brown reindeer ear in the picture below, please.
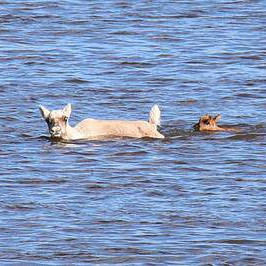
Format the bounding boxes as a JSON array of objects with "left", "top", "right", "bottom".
[
  {"left": 39, "top": 105, "right": 50, "bottom": 120},
  {"left": 215, "top": 114, "right": 221, "bottom": 122},
  {"left": 200, "top": 115, "right": 210, "bottom": 124}
]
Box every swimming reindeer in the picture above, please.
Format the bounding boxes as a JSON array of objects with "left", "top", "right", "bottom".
[
  {"left": 193, "top": 114, "right": 239, "bottom": 132},
  {"left": 39, "top": 104, "right": 164, "bottom": 140}
]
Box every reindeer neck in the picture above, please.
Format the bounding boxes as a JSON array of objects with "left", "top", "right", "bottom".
[{"left": 63, "top": 123, "right": 82, "bottom": 140}]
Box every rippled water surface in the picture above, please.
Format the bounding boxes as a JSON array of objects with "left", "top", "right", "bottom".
[{"left": 0, "top": 0, "right": 265, "bottom": 265}]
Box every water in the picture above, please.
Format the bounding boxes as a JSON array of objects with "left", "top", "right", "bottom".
[{"left": 0, "top": 0, "right": 265, "bottom": 264}]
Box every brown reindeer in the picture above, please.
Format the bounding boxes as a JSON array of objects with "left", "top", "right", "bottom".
[
  {"left": 39, "top": 104, "right": 164, "bottom": 140},
  {"left": 194, "top": 114, "right": 239, "bottom": 132}
]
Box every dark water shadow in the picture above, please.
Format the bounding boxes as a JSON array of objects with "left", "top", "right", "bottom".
[{"left": 161, "top": 123, "right": 265, "bottom": 141}]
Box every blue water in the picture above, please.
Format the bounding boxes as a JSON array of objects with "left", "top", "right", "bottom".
[{"left": 0, "top": 0, "right": 265, "bottom": 264}]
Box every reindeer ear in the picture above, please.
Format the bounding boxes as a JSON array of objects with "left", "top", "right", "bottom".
[
  {"left": 39, "top": 105, "right": 50, "bottom": 120},
  {"left": 200, "top": 114, "right": 209, "bottom": 122},
  {"left": 215, "top": 114, "right": 221, "bottom": 122},
  {"left": 63, "top": 103, "right": 72, "bottom": 117}
]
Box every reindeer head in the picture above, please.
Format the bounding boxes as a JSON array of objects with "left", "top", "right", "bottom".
[
  {"left": 39, "top": 104, "right": 72, "bottom": 138},
  {"left": 194, "top": 114, "right": 221, "bottom": 131}
]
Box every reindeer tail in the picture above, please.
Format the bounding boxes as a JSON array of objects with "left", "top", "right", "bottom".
[{"left": 148, "top": 105, "right": 161, "bottom": 126}]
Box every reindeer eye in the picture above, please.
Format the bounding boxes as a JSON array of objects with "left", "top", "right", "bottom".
[{"left": 64, "top": 116, "right": 68, "bottom": 122}]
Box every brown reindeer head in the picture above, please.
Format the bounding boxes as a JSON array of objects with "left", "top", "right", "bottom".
[
  {"left": 194, "top": 114, "right": 222, "bottom": 131},
  {"left": 39, "top": 104, "right": 72, "bottom": 138}
]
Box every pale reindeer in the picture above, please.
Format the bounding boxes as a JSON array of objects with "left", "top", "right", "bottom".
[
  {"left": 194, "top": 114, "right": 239, "bottom": 132},
  {"left": 39, "top": 104, "right": 164, "bottom": 140}
]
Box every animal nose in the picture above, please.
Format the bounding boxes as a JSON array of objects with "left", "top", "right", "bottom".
[{"left": 50, "top": 126, "right": 60, "bottom": 134}]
